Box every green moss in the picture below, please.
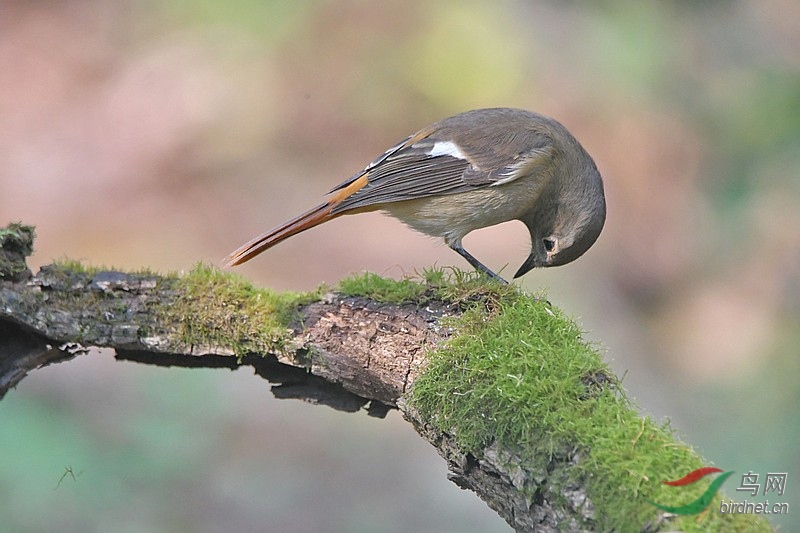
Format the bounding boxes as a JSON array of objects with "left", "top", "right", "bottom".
[
  {"left": 161, "top": 263, "right": 319, "bottom": 360},
  {"left": 49, "top": 258, "right": 101, "bottom": 276},
  {"left": 50, "top": 258, "right": 162, "bottom": 278},
  {"left": 407, "top": 280, "right": 771, "bottom": 532},
  {"left": 28, "top": 260, "right": 318, "bottom": 360},
  {"left": 338, "top": 267, "right": 518, "bottom": 305},
  {"left": 0, "top": 223, "right": 35, "bottom": 279},
  {"left": 0, "top": 223, "right": 35, "bottom": 252},
  {"left": 10, "top": 257, "right": 772, "bottom": 530},
  {"left": 338, "top": 271, "right": 429, "bottom": 302}
]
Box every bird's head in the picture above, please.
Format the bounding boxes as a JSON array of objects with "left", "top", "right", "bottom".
[{"left": 514, "top": 159, "right": 606, "bottom": 278}]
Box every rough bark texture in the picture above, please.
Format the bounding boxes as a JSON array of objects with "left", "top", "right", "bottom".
[
  {"left": 0, "top": 263, "right": 455, "bottom": 413},
  {"left": 0, "top": 224, "right": 598, "bottom": 532},
  {"left": 8, "top": 225, "right": 776, "bottom": 533}
]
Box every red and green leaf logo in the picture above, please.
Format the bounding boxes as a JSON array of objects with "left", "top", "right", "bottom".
[{"left": 646, "top": 467, "right": 733, "bottom": 515}]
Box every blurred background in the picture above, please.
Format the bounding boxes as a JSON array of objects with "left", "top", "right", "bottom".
[{"left": 1, "top": 1, "right": 798, "bottom": 531}]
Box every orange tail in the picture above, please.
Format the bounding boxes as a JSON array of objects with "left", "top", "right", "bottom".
[
  {"left": 224, "top": 174, "right": 370, "bottom": 267},
  {"left": 223, "top": 202, "right": 339, "bottom": 267}
]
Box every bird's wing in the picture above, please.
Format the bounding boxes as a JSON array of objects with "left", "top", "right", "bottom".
[{"left": 329, "top": 128, "right": 555, "bottom": 214}]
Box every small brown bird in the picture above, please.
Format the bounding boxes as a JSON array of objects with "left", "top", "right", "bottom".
[{"left": 224, "top": 108, "right": 606, "bottom": 282}]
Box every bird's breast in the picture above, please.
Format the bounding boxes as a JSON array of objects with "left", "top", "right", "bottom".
[{"left": 383, "top": 179, "right": 543, "bottom": 241}]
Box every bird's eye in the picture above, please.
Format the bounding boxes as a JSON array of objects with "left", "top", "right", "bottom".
[{"left": 543, "top": 238, "right": 556, "bottom": 253}]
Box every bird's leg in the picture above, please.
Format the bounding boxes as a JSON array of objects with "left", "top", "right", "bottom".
[{"left": 448, "top": 243, "right": 508, "bottom": 284}]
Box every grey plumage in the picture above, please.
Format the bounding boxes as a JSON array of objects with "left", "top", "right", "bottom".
[{"left": 225, "top": 108, "right": 606, "bottom": 282}]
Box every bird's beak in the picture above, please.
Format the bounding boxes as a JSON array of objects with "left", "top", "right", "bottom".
[{"left": 513, "top": 253, "right": 539, "bottom": 279}]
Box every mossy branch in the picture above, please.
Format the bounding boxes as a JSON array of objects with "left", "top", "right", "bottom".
[{"left": 0, "top": 223, "right": 772, "bottom": 532}]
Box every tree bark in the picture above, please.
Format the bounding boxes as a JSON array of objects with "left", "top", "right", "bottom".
[
  {"left": 0, "top": 224, "right": 598, "bottom": 532},
  {"left": 0, "top": 224, "right": 775, "bottom": 533}
]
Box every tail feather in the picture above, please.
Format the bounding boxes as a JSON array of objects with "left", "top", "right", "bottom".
[
  {"left": 225, "top": 173, "right": 371, "bottom": 267},
  {"left": 223, "top": 202, "right": 337, "bottom": 267}
]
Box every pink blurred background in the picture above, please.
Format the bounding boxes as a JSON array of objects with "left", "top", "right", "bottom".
[{"left": 2, "top": 1, "right": 798, "bottom": 531}]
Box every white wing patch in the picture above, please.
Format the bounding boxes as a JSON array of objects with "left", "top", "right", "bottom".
[{"left": 428, "top": 141, "right": 467, "bottom": 160}]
